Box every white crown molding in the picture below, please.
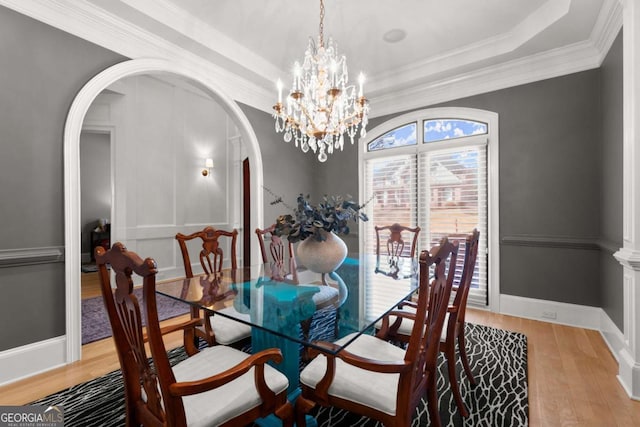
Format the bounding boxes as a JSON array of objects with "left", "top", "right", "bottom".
[
  {"left": 0, "top": 0, "right": 274, "bottom": 112},
  {"left": 118, "top": 0, "right": 282, "bottom": 82},
  {"left": 369, "top": 39, "right": 602, "bottom": 118},
  {"left": 371, "top": 0, "right": 572, "bottom": 92},
  {"left": 591, "top": 0, "right": 624, "bottom": 58},
  {"left": 0, "top": 0, "right": 624, "bottom": 119}
]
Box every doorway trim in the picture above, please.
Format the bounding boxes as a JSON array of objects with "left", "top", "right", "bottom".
[{"left": 64, "top": 58, "right": 265, "bottom": 363}]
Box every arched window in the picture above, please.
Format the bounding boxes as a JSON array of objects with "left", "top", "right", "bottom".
[{"left": 359, "top": 108, "right": 499, "bottom": 310}]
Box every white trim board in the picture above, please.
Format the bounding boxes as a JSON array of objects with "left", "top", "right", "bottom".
[
  {"left": 0, "top": 0, "right": 623, "bottom": 118},
  {"left": 500, "top": 294, "right": 604, "bottom": 330},
  {"left": 0, "top": 337, "right": 66, "bottom": 387},
  {"left": 0, "top": 295, "right": 627, "bottom": 388}
]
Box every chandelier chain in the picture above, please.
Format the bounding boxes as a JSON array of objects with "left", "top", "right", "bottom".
[{"left": 319, "top": 0, "right": 325, "bottom": 47}]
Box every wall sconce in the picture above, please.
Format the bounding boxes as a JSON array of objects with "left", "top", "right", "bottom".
[{"left": 202, "top": 158, "right": 214, "bottom": 177}]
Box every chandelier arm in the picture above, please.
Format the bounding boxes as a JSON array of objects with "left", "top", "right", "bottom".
[{"left": 298, "top": 103, "right": 322, "bottom": 136}]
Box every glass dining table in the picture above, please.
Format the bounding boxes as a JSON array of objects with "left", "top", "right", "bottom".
[{"left": 155, "top": 254, "right": 420, "bottom": 395}]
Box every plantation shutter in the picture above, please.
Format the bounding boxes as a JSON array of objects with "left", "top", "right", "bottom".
[
  {"left": 363, "top": 154, "right": 418, "bottom": 319},
  {"left": 418, "top": 141, "right": 488, "bottom": 305}
]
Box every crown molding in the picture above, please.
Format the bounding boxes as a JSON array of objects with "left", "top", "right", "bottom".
[
  {"left": 590, "top": 0, "right": 624, "bottom": 59},
  {"left": 0, "top": 0, "right": 273, "bottom": 112},
  {"left": 371, "top": 0, "right": 572, "bottom": 92},
  {"left": 369, "top": 39, "right": 603, "bottom": 118},
  {"left": 0, "top": 0, "right": 624, "bottom": 118},
  {"left": 118, "top": 0, "right": 282, "bottom": 82}
]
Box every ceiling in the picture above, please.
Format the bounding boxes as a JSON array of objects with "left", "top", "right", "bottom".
[{"left": 4, "top": 0, "right": 621, "bottom": 116}]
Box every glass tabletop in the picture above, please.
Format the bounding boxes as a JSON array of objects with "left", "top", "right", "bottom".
[{"left": 155, "top": 254, "right": 419, "bottom": 356}]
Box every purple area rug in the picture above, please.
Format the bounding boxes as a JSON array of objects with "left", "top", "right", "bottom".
[{"left": 82, "top": 288, "right": 191, "bottom": 344}]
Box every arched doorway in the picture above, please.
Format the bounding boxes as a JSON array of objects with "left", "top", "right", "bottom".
[{"left": 63, "top": 58, "right": 265, "bottom": 362}]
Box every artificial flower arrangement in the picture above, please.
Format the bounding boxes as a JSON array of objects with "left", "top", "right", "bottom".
[{"left": 267, "top": 190, "right": 369, "bottom": 243}]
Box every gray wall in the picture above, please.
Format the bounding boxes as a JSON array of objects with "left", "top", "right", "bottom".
[
  {"left": 0, "top": 6, "right": 125, "bottom": 351},
  {"left": 0, "top": 2, "right": 624, "bottom": 352},
  {"left": 448, "top": 71, "right": 602, "bottom": 307},
  {"left": 239, "top": 103, "right": 317, "bottom": 230},
  {"left": 600, "top": 32, "right": 624, "bottom": 329},
  {"left": 323, "top": 53, "right": 623, "bottom": 311}
]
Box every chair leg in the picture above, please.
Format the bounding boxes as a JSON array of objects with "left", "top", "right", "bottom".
[
  {"left": 300, "top": 318, "right": 312, "bottom": 342},
  {"left": 445, "top": 345, "right": 469, "bottom": 417},
  {"left": 276, "top": 401, "right": 294, "bottom": 427},
  {"left": 294, "top": 395, "right": 315, "bottom": 427},
  {"left": 458, "top": 331, "right": 477, "bottom": 386},
  {"left": 426, "top": 374, "right": 442, "bottom": 427}
]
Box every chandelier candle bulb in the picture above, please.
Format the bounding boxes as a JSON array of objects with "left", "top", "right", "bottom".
[
  {"left": 358, "top": 73, "right": 365, "bottom": 97},
  {"left": 277, "top": 79, "right": 283, "bottom": 104}
]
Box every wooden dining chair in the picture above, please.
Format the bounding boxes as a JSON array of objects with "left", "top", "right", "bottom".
[
  {"left": 375, "top": 237, "right": 458, "bottom": 345},
  {"left": 255, "top": 224, "right": 299, "bottom": 283},
  {"left": 295, "top": 238, "right": 456, "bottom": 427},
  {"left": 255, "top": 225, "right": 340, "bottom": 340},
  {"left": 175, "top": 226, "right": 251, "bottom": 347},
  {"left": 95, "top": 243, "right": 293, "bottom": 427},
  {"left": 376, "top": 229, "right": 480, "bottom": 417},
  {"left": 176, "top": 226, "right": 238, "bottom": 278},
  {"left": 374, "top": 223, "right": 421, "bottom": 278}
]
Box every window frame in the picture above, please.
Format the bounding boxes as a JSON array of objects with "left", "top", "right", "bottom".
[{"left": 358, "top": 107, "right": 500, "bottom": 312}]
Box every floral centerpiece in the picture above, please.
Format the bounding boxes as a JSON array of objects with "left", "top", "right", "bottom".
[{"left": 270, "top": 192, "right": 369, "bottom": 243}]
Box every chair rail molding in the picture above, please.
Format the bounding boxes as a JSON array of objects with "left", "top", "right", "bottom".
[
  {"left": 614, "top": 248, "right": 640, "bottom": 271},
  {"left": 501, "top": 234, "right": 601, "bottom": 251},
  {"left": 0, "top": 246, "right": 64, "bottom": 268}
]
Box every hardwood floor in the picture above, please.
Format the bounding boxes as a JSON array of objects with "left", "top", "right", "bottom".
[
  {"left": 80, "top": 268, "right": 103, "bottom": 299},
  {"left": 1, "top": 282, "right": 639, "bottom": 426}
]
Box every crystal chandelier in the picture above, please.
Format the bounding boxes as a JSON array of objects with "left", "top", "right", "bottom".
[{"left": 273, "top": 0, "right": 369, "bottom": 162}]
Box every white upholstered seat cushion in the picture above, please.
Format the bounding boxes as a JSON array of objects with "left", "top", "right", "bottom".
[
  {"left": 173, "top": 345, "right": 289, "bottom": 427},
  {"left": 298, "top": 284, "right": 339, "bottom": 308},
  {"left": 209, "top": 306, "right": 252, "bottom": 345},
  {"left": 299, "top": 333, "right": 406, "bottom": 416}
]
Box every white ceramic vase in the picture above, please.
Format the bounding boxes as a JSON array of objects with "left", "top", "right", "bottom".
[{"left": 296, "top": 230, "right": 347, "bottom": 274}]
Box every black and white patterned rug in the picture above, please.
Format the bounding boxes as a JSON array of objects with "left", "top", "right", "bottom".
[{"left": 33, "top": 314, "right": 528, "bottom": 426}]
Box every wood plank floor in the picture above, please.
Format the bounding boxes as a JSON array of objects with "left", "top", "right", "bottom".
[{"left": 1, "top": 272, "right": 639, "bottom": 426}]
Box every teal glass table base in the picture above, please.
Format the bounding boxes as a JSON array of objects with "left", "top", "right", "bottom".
[{"left": 251, "top": 283, "right": 319, "bottom": 427}]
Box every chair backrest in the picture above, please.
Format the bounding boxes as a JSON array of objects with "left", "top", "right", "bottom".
[
  {"left": 95, "top": 242, "right": 195, "bottom": 426},
  {"left": 450, "top": 229, "right": 480, "bottom": 325},
  {"left": 374, "top": 223, "right": 421, "bottom": 279},
  {"left": 176, "top": 226, "right": 238, "bottom": 278},
  {"left": 255, "top": 225, "right": 298, "bottom": 282},
  {"left": 374, "top": 223, "right": 421, "bottom": 259},
  {"left": 401, "top": 238, "right": 455, "bottom": 412}
]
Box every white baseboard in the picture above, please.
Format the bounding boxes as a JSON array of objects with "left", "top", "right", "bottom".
[
  {"left": 0, "top": 295, "right": 629, "bottom": 392},
  {"left": 500, "top": 294, "right": 603, "bottom": 329},
  {"left": 598, "top": 308, "right": 626, "bottom": 364},
  {"left": 500, "top": 294, "right": 634, "bottom": 396},
  {"left": 0, "top": 336, "right": 67, "bottom": 386}
]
